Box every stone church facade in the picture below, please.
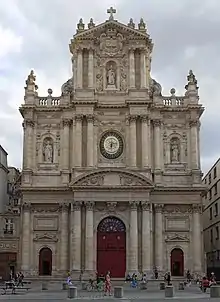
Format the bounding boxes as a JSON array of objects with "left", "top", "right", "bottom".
[{"left": 19, "top": 9, "right": 205, "bottom": 279}]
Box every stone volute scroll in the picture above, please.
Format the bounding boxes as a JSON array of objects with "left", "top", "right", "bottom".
[{"left": 42, "top": 137, "right": 54, "bottom": 163}]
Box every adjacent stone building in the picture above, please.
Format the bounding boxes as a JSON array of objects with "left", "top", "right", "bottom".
[
  {"left": 203, "top": 158, "right": 220, "bottom": 279},
  {"left": 0, "top": 147, "right": 21, "bottom": 280},
  {"left": 19, "top": 8, "right": 206, "bottom": 279}
]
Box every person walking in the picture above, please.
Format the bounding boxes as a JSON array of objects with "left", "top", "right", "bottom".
[{"left": 104, "top": 271, "right": 112, "bottom": 296}]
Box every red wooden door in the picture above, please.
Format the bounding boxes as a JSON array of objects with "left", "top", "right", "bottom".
[
  {"left": 97, "top": 217, "right": 126, "bottom": 278},
  {"left": 171, "top": 248, "right": 184, "bottom": 276}
]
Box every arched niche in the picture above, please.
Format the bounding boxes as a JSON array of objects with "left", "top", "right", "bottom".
[
  {"left": 104, "top": 59, "right": 120, "bottom": 90},
  {"left": 170, "top": 248, "right": 184, "bottom": 276},
  {"left": 39, "top": 247, "right": 52, "bottom": 276}
]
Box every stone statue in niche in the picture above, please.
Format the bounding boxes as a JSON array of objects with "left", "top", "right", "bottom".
[
  {"left": 43, "top": 139, "right": 53, "bottom": 163},
  {"left": 170, "top": 139, "right": 180, "bottom": 162},
  {"left": 107, "top": 65, "right": 116, "bottom": 86}
]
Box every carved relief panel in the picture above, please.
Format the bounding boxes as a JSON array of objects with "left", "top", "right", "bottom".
[{"left": 94, "top": 29, "right": 128, "bottom": 93}]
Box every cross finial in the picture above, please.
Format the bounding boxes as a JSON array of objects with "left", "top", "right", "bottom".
[{"left": 107, "top": 7, "right": 116, "bottom": 20}]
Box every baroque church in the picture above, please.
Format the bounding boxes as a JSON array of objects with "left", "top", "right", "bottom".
[{"left": 19, "top": 8, "right": 206, "bottom": 279}]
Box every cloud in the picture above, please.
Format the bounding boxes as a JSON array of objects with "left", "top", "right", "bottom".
[{"left": 0, "top": 0, "right": 219, "bottom": 174}]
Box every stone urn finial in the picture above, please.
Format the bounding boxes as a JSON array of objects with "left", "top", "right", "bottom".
[
  {"left": 138, "top": 18, "right": 146, "bottom": 31},
  {"left": 77, "top": 18, "right": 85, "bottom": 32},
  {"left": 88, "top": 18, "right": 95, "bottom": 29},
  {"left": 128, "top": 18, "right": 135, "bottom": 29}
]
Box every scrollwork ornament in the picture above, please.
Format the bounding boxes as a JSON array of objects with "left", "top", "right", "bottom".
[
  {"left": 23, "top": 202, "right": 31, "bottom": 211},
  {"left": 106, "top": 202, "right": 117, "bottom": 212},
  {"left": 189, "top": 120, "right": 200, "bottom": 128},
  {"left": 23, "top": 119, "right": 35, "bottom": 129},
  {"left": 86, "top": 115, "right": 94, "bottom": 124},
  {"left": 85, "top": 201, "right": 95, "bottom": 211},
  {"left": 141, "top": 115, "right": 149, "bottom": 123},
  {"left": 61, "top": 202, "right": 69, "bottom": 212},
  {"left": 192, "top": 204, "right": 203, "bottom": 214},
  {"left": 153, "top": 119, "right": 162, "bottom": 127},
  {"left": 75, "top": 114, "right": 83, "bottom": 122},
  {"left": 154, "top": 204, "right": 164, "bottom": 213},
  {"left": 62, "top": 119, "right": 71, "bottom": 127},
  {"left": 129, "top": 115, "right": 138, "bottom": 123}
]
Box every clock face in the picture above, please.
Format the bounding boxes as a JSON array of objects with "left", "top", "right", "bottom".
[{"left": 100, "top": 131, "right": 123, "bottom": 159}]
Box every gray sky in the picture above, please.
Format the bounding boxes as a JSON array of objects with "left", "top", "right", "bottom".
[{"left": 0, "top": 0, "right": 219, "bottom": 174}]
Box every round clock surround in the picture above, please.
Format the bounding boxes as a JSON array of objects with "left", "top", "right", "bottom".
[{"left": 100, "top": 131, "right": 123, "bottom": 159}]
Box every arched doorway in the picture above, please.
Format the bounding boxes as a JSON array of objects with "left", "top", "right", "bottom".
[
  {"left": 39, "top": 247, "right": 52, "bottom": 276},
  {"left": 97, "top": 216, "right": 126, "bottom": 278},
  {"left": 171, "top": 248, "right": 184, "bottom": 276}
]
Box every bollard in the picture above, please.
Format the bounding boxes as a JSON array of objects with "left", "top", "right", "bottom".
[
  {"left": 81, "top": 282, "right": 87, "bottom": 290},
  {"left": 62, "top": 282, "right": 68, "bottom": 290},
  {"left": 165, "top": 285, "right": 174, "bottom": 298},
  {"left": 68, "top": 286, "right": 77, "bottom": 299},
  {"left": 210, "top": 285, "right": 220, "bottom": 298},
  {"left": 42, "top": 281, "right": 48, "bottom": 290},
  {"left": 179, "top": 282, "right": 184, "bottom": 290},
  {"left": 160, "top": 282, "right": 165, "bottom": 290},
  {"left": 114, "top": 286, "right": 123, "bottom": 298}
]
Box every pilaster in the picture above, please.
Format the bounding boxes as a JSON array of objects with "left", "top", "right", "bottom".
[
  {"left": 129, "top": 115, "right": 137, "bottom": 168},
  {"left": 76, "top": 49, "right": 83, "bottom": 89},
  {"left": 129, "top": 49, "right": 135, "bottom": 88},
  {"left": 129, "top": 201, "right": 139, "bottom": 272},
  {"left": 86, "top": 115, "right": 94, "bottom": 167},
  {"left": 140, "top": 51, "right": 147, "bottom": 88},
  {"left": 141, "top": 115, "right": 150, "bottom": 168},
  {"left": 75, "top": 114, "right": 83, "bottom": 167},
  {"left": 71, "top": 201, "right": 82, "bottom": 276},
  {"left": 192, "top": 204, "right": 203, "bottom": 274},
  {"left": 88, "top": 49, "right": 94, "bottom": 89},
  {"left": 153, "top": 119, "right": 162, "bottom": 183},
  {"left": 60, "top": 202, "right": 69, "bottom": 274},
  {"left": 21, "top": 202, "right": 31, "bottom": 274},
  {"left": 190, "top": 120, "right": 200, "bottom": 170},
  {"left": 154, "top": 204, "right": 164, "bottom": 273},
  {"left": 85, "top": 201, "right": 94, "bottom": 273},
  {"left": 23, "top": 119, "right": 35, "bottom": 170},
  {"left": 141, "top": 201, "right": 151, "bottom": 273}
]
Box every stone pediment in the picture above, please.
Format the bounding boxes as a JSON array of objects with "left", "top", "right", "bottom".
[
  {"left": 33, "top": 233, "right": 58, "bottom": 242},
  {"left": 165, "top": 234, "right": 189, "bottom": 243},
  {"left": 70, "top": 169, "right": 154, "bottom": 190}
]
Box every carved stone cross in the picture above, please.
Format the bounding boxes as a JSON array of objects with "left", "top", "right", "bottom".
[{"left": 107, "top": 7, "right": 116, "bottom": 20}]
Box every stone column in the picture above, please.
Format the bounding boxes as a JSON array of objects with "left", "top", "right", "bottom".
[
  {"left": 130, "top": 116, "right": 137, "bottom": 167},
  {"left": 71, "top": 201, "right": 82, "bottom": 272},
  {"left": 129, "top": 201, "right": 138, "bottom": 272},
  {"left": 75, "top": 115, "right": 83, "bottom": 167},
  {"left": 154, "top": 204, "right": 164, "bottom": 272},
  {"left": 85, "top": 201, "right": 94, "bottom": 272},
  {"left": 60, "top": 203, "right": 69, "bottom": 273},
  {"left": 23, "top": 120, "right": 34, "bottom": 169},
  {"left": 21, "top": 202, "right": 31, "bottom": 273},
  {"left": 88, "top": 49, "right": 94, "bottom": 89},
  {"left": 141, "top": 115, "right": 149, "bottom": 167},
  {"left": 190, "top": 120, "right": 199, "bottom": 169},
  {"left": 62, "top": 119, "right": 70, "bottom": 170},
  {"left": 153, "top": 120, "right": 162, "bottom": 170},
  {"left": 77, "top": 49, "right": 83, "bottom": 89},
  {"left": 140, "top": 51, "right": 147, "bottom": 88},
  {"left": 129, "top": 49, "right": 135, "bottom": 88},
  {"left": 87, "top": 115, "right": 94, "bottom": 167},
  {"left": 142, "top": 201, "right": 151, "bottom": 273},
  {"left": 192, "top": 204, "right": 203, "bottom": 273},
  {"left": 72, "top": 117, "right": 76, "bottom": 167}
]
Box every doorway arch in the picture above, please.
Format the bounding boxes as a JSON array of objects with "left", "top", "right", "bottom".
[
  {"left": 97, "top": 216, "right": 126, "bottom": 278},
  {"left": 39, "top": 247, "right": 52, "bottom": 276},
  {"left": 171, "top": 248, "right": 184, "bottom": 276}
]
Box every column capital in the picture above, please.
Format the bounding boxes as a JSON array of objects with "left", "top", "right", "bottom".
[
  {"left": 189, "top": 120, "right": 200, "bottom": 128},
  {"left": 60, "top": 202, "right": 69, "bottom": 212},
  {"left": 85, "top": 201, "right": 95, "bottom": 210},
  {"left": 152, "top": 119, "right": 162, "bottom": 127},
  {"left": 192, "top": 203, "right": 203, "bottom": 214},
  {"left": 72, "top": 201, "right": 82, "bottom": 211},
  {"left": 154, "top": 203, "right": 164, "bottom": 213},
  {"left": 129, "top": 201, "right": 139, "bottom": 210},
  {"left": 141, "top": 201, "right": 151, "bottom": 211},
  {"left": 140, "top": 115, "right": 149, "bottom": 123},
  {"left": 129, "top": 115, "right": 138, "bottom": 123},
  {"left": 23, "top": 119, "right": 35, "bottom": 129},
  {"left": 86, "top": 114, "right": 94, "bottom": 123},
  {"left": 75, "top": 114, "right": 83, "bottom": 122},
  {"left": 62, "top": 118, "right": 72, "bottom": 127},
  {"left": 23, "top": 202, "right": 31, "bottom": 211}
]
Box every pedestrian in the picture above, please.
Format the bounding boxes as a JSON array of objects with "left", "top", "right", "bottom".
[{"left": 104, "top": 271, "right": 111, "bottom": 296}]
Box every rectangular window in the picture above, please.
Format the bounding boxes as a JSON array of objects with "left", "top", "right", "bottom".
[
  {"left": 205, "top": 178, "right": 207, "bottom": 184},
  {"left": 211, "top": 229, "right": 213, "bottom": 242},
  {"left": 4, "top": 218, "right": 14, "bottom": 235},
  {"left": 214, "top": 184, "right": 218, "bottom": 195},
  {"left": 215, "top": 203, "right": 219, "bottom": 216},
  {"left": 209, "top": 174, "right": 212, "bottom": 184},
  {"left": 209, "top": 189, "right": 212, "bottom": 200},
  {"left": 214, "top": 167, "right": 217, "bottom": 179},
  {"left": 210, "top": 207, "right": 213, "bottom": 220},
  {"left": 216, "top": 226, "right": 219, "bottom": 240}
]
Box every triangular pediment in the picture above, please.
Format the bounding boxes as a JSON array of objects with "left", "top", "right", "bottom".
[
  {"left": 165, "top": 234, "right": 189, "bottom": 242},
  {"left": 70, "top": 169, "right": 154, "bottom": 190},
  {"left": 73, "top": 20, "right": 150, "bottom": 40}
]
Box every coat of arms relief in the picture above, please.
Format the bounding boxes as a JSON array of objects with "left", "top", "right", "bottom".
[{"left": 95, "top": 29, "right": 128, "bottom": 92}]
